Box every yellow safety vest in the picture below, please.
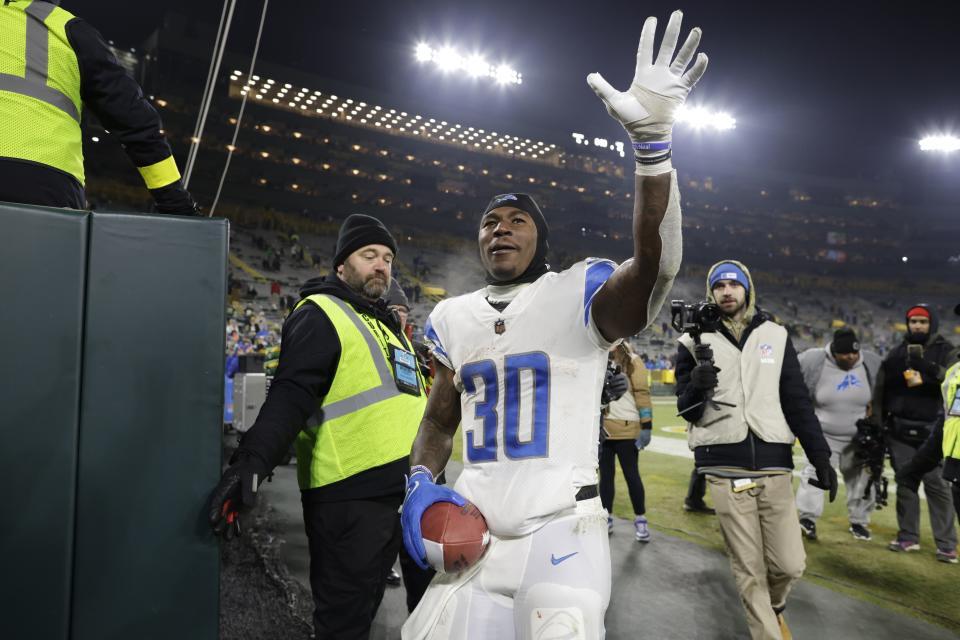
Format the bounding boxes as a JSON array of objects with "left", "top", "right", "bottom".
[
  {"left": 294, "top": 294, "right": 426, "bottom": 490},
  {"left": 942, "top": 362, "right": 960, "bottom": 462},
  {"left": 0, "top": 1, "right": 181, "bottom": 191},
  {"left": 0, "top": 0, "right": 84, "bottom": 184}
]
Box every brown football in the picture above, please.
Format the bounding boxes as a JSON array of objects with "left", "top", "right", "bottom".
[{"left": 420, "top": 501, "right": 490, "bottom": 574}]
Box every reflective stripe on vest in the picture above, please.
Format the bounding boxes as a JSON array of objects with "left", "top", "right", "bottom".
[
  {"left": 293, "top": 293, "right": 426, "bottom": 489},
  {"left": 0, "top": 0, "right": 84, "bottom": 182},
  {"left": 302, "top": 294, "right": 404, "bottom": 423},
  {"left": 942, "top": 362, "right": 960, "bottom": 461}
]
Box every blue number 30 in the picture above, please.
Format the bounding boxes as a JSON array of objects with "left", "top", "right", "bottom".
[{"left": 460, "top": 352, "right": 550, "bottom": 463}]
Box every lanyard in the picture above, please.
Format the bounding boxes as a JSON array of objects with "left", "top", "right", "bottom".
[{"left": 358, "top": 309, "right": 397, "bottom": 357}]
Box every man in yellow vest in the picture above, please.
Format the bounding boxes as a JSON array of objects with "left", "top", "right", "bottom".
[
  {"left": 208, "top": 214, "right": 427, "bottom": 638},
  {"left": 0, "top": 0, "right": 197, "bottom": 213},
  {"left": 895, "top": 302, "right": 960, "bottom": 563}
]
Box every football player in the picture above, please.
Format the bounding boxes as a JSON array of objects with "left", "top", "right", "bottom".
[{"left": 400, "top": 11, "right": 708, "bottom": 640}]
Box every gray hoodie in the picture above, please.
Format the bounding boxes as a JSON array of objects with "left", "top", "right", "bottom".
[{"left": 798, "top": 346, "right": 880, "bottom": 444}]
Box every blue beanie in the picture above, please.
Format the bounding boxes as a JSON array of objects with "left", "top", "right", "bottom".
[{"left": 709, "top": 262, "right": 750, "bottom": 293}]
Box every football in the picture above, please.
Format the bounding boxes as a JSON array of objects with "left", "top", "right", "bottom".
[{"left": 421, "top": 501, "right": 490, "bottom": 574}]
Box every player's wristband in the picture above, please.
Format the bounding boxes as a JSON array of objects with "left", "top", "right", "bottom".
[
  {"left": 410, "top": 465, "right": 434, "bottom": 481},
  {"left": 635, "top": 149, "right": 672, "bottom": 165},
  {"left": 632, "top": 141, "right": 671, "bottom": 152}
]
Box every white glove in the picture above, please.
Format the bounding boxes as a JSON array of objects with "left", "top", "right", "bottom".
[{"left": 587, "top": 10, "right": 708, "bottom": 175}]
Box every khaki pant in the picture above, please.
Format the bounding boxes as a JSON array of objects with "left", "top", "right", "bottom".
[{"left": 707, "top": 474, "right": 806, "bottom": 640}]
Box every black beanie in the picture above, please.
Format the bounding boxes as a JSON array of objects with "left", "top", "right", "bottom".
[
  {"left": 333, "top": 214, "right": 397, "bottom": 268},
  {"left": 384, "top": 278, "right": 410, "bottom": 310},
  {"left": 480, "top": 193, "right": 550, "bottom": 285},
  {"left": 831, "top": 327, "right": 860, "bottom": 354}
]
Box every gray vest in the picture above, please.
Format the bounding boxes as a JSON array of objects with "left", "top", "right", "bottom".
[{"left": 679, "top": 321, "right": 795, "bottom": 450}]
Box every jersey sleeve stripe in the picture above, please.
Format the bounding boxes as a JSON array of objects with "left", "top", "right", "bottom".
[
  {"left": 424, "top": 317, "right": 453, "bottom": 368},
  {"left": 583, "top": 259, "right": 616, "bottom": 326}
]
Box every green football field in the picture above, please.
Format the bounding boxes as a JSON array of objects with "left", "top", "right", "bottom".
[{"left": 450, "top": 398, "right": 960, "bottom": 632}]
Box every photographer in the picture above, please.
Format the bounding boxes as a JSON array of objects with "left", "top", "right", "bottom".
[
  {"left": 895, "top": 305, "right": 960, "bottom": 548},
  {"left": 874, "top": 304, "right": 957, "bottom": 561},
  {"left": 795, "top": 328, "right": 882, "bottom": 541},
  {"left": 675, "top": 261, "right": 834, "bottom": 640},
  {"left": 600, "top": 343, "right": 654, "bottom": 542}
]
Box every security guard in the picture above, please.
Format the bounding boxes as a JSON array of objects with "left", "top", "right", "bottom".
[
  {"left": 0, "top": 0, "right": 196, "bottom": 213},
  {"left": 896, "top": 302, "right": 960, "bottom": 563},
  {"left": 208, "top": 214, "right": 426, "bottom": 638}
]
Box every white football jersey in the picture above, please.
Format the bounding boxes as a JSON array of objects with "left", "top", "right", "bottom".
[{"left": 424, "top": 259, "right": 617, "bottom": 536}]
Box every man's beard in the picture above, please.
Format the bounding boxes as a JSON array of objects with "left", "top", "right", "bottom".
[
  {"left": 343, "top": 266, "right": 388, "bottom": 300},
  {"left": 361, "top": 276, "right": 388, "bottom": 299},
  {"left": 720, "top": 299, "right": 746, "bottom": 318},
  {"left": 906, "top": 330, "right": 929, "bottom": 345}
]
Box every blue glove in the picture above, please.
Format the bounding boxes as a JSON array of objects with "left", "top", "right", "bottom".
[
  {"left": 636, "top": 427, "right": 653, "bottom": 451},
  {"left": 400, "top": 466, "right": 467, "bottom": 570}
]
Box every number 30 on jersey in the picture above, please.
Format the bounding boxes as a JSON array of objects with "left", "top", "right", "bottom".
[{"left": 460, "top": 351, "right": 550, "bottom": 462}]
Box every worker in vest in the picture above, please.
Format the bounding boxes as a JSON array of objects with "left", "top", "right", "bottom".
[
  {"left": 895, "top": 302, "right": 960, "bottom": 563},
  {"left": 0, "top": 0, "right": 197, "bottom": 213},
  {"left": 675, "top": 260, "right": 836, "bottom": 640},
  {"left": 208, "top": 214, "right": 426, "bottom": 638}
]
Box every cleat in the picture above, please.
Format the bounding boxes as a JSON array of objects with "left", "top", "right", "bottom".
[
  {"left": 849, "top": 523, "right": 872, "bottom": 541},
  {"left": 936, "top": 548, "right": 958, "bottom": 564},
  {"left": 887, "top": 538, "right": 920, "bottom": 552},
  {"left": 634, "top": 515, "right": 651, "bottom": 543}
]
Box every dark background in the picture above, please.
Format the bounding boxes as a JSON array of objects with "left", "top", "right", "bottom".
[{"left": 67, "top": 1, "right": 960, "bottom": 201}]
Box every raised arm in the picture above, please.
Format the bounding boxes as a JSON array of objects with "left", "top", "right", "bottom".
[{"left": 587, "top": 11, "right": 707, "bottom": 340}]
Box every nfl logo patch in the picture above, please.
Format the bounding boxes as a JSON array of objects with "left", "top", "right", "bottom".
[{"left": 759, "top": 343, "right": 775, "bottom": 364}]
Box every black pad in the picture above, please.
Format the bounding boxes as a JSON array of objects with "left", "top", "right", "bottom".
[
  {"left": 0, "top": 204, "right": 88, "bottom": 640},
  {"left": 71, "top": 213, "right": 227, "bottom": 639}
]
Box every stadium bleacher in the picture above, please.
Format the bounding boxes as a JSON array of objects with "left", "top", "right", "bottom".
[{"left": 75, "top": 15, "right": 959, "bottom": 369}]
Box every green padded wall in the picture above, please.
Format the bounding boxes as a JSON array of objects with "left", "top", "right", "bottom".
[
  {"left": 71, "top": 213, "right": 227, "bottom": 639},
  {"left": 0, "top": 204, "right": 88, "bottom": 640}
]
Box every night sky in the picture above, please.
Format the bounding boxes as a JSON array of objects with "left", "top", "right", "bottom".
[{"left": 68, "top": 1, "right": 960, "bottom": 186}]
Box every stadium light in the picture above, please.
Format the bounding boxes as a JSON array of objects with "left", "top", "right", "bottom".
[
  {"left": 413, "top": 41, "right": 522, "bottom": 85},
  {"left": 919, "top": 134, "right": 960, "bottom": 152},
  {"left": 675, "top": 105, "right": 737, "bottom": 131}
]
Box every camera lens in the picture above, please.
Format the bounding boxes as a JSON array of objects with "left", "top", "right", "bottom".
[{"left": 701, "top": 303, "right": 721, "bottom": 325}]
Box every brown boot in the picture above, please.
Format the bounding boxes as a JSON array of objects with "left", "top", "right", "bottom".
[{"left": 777, "top": 613, "right": 792, "bottom": 640}]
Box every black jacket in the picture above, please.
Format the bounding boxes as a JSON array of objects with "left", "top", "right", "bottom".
[
  {"left": 0, "top": 13, "right": 195, "bottom": 213},
  {"left": 676, "top": 309, "right": 831, "bottom": 471},
  {"left": 237, "top": 276, "right": 411, "bottom": 503},
  {"left": 875, "top": 333, "right": 955, "bottom": 427}
]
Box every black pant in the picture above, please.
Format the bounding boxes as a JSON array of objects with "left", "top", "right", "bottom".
[
  {"left": 686, "top": 468, "right": 707, "bottom": 504},
  {"left": 599, "top": 439, "right": 645, "bottom": 515},
  {"left": 398, "top": 544, "right": 435, "bottom": 613},
  {"left": 0, "top": 158, "right": 85, "bottom": 209},
  {"left": 301, "top": 494, "right": 403, "bottom": 639}
]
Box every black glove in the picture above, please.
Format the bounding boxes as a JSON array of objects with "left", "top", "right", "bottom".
[
  {"left": 808, "top": 460, "right": 839, "bottom": 502},
  {"left": 690, "top": 363, "right": 720, "bottom": 393},
  {"left": 207, "top": 453, "right": 268, "bottom": 540},
  {"left": 151, "top": 181, "right": 201, "bottom": 216},
  {"left": 601, "top": 370, "right": 629, "bottom": 405},
  {"left": 895, "top": 464, "right": 923, "bottom": 493}
]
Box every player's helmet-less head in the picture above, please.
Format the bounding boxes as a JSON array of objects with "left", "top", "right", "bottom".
[{"left": 477, "top": 193, "right": 550, "bottom": 285}]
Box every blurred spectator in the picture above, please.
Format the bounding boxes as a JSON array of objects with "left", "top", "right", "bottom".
[
  {"left": 873, "top": 304, "right": 957, "bottom": 560},
  {"left": 796, "top": 328, "right": 882, "bottom": 541},
  {"left": 600, "top": 343, "right": 654, "bottom": 543}
]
